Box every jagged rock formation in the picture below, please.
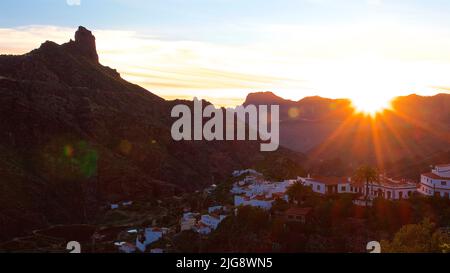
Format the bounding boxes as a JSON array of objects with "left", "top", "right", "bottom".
[{"left": 73, "top": 26, "right": 99, "bottom": 62}]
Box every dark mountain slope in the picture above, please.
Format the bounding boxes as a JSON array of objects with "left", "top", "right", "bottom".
[{"left": 0, "top": 27, "right": 305, "bottom": 241}]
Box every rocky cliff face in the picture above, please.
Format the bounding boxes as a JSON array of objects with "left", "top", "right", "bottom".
[{"left": 69, "top": 26, "right": 99, "bottom": 63}]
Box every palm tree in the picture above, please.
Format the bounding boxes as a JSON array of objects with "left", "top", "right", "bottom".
[
  {"left": 286, "top": 182, "right": 314, "bottom": 205},
  {"left": 353, "top": 165, "right": 378, "bottom": 206}
]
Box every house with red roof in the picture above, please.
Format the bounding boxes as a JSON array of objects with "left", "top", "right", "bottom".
[
  {"left": 300, "top": 175, "right": 352, "bottom": 194},
  {"left": 301, "top": 174, "right": 417, "bottom": 201},
  {"left": 283, "top": 207, "right": 312, "bottom": 224},
  {"left": 368, "top": 176, "right": 417, "bottom": 200},
  {"left": 419, "top": 164, "right": 450, "bottom": 198}
]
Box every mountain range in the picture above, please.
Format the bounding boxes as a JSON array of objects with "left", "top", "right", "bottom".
[{"left": 244, "top": 91, "right": 450, "bottom": 178}]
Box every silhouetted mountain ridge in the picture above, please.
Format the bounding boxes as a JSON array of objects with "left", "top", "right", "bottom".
[{"left": 244, "top": 91, "right": 450, "bottom": 178}]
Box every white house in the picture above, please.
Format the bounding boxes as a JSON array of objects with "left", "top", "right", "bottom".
[
  {"left": 266, "top": 180, "right": 296, "bottom": 197},
  {"left": 418, "top": 164, "right": 450, "bottom": 198},
  {"left": 248, "top": 195, "right": 274, "bottom": 210},
  {"left": 234, "top": 194, "right": 248, "bottom": 207},
  {"left": 200, "top": 214, "right": 226, "bottom": 230},
  {"left": 136, "top": 227, "right": 166, "bottom": 252},
  {"left": 300, "top": 176, "right": 352, "bottom": 194},
  {"left": 231, "top": 176, "right": 295, "bottom": 210},
  {"left": 117, "top": 242, "right": 136, "bottom": 253},
  {"left": 208, "top": 205, "right": 224, "bottom": 214},
  {"left": 368, "top": 177, "right": 417, "bottom": 200},
  {"left": 180, "top": 211, "right": 226, "bottom": 235},
  {"left": 194, "top": 222, "right": 212, "bottom": 235},
  {"left": 232, "top": 177, "right": 294, "bottom": 197},
  {"left": 234, "top": 194, "right": 274, "bottom": 210},
  {"left": 180, "top": 212, "right": 198, "bottom": 231},
  {"left": 300, "top": 175, "right": 417, "bottom": 201},
  {"left": 231, "top": 184, "right": 248, "bottom": 195}
]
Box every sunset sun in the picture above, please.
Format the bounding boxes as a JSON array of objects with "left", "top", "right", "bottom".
[{"left": 351, "top": 96, "right": 393, "bottom": 116}]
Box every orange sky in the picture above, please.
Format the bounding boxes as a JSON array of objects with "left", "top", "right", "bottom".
[{"left": 1, "top": 24, "right": 450, "bottom": 110}]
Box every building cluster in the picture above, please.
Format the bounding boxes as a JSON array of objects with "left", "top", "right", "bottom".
[
  {"left": 114, "top": 164, "right": 449, "bottom": 253},
  {"left": 418, "top": 164, "right": 450, "bottom": 198},
  {"left": 231, "top": 173, "right": 295, "bottom": 210},
  {"left": 180, "top": 206, "right": 228, "bottom": 235},
  {"left": 135, "top": 227, "right": 169, "bottom": 252},
  {"left": 115, "top": 226, "right": 170, "bottom": 253},
  {"left": 299, "top": 164, "right": 450, "bottom": 202},
  {"left": 230, "top": 165, "right": 450, "bottom": 211},
  {"left": 299, "top": 175, "right": 417, "bottom": 201}
]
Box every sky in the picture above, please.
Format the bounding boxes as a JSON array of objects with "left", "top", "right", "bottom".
[{"left": 1, "top": 0, "right": 450, "bottom": 108}]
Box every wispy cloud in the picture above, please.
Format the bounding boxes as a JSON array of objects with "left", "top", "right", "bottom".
[
  {"left": 0, "top": 24, "right": 449, "bottom": 106},
  {"left": 66, "top": 0, "right": 81, "bottom": 6},
  {"left": 0, "top": 25, "right": 312, "bottom": 106}
]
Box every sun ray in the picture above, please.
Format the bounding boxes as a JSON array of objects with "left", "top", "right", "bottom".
[
  {"left": 390, "top": 108, "right": 450, "bottom": 144},
  {"left": 348, "top": 115, "right": 373, "bottom": 164},
  {"left": 308, "top": 114, "right": 360, "bottom": 162},
  {"left": 369, "top": 115, "right": 386, "bottom": 171},
  {"left": 377, "top": 112, "right": 416, "bottom": 160}
]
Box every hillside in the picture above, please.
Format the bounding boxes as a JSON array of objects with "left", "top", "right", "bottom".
[{"left": 0, "top": 27, "right": 305, "bottom": 241}]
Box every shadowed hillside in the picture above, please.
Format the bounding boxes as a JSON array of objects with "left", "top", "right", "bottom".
[{"left": 0, "top": 27, "right": 305, "bottom": 241}]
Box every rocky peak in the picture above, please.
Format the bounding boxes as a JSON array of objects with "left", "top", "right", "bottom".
[
  {"left": 244, "top": 91, "right": 290, "bottom": 106},
  {"left": 73, "top": 26, "right": 99, "bottom": 62}
]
